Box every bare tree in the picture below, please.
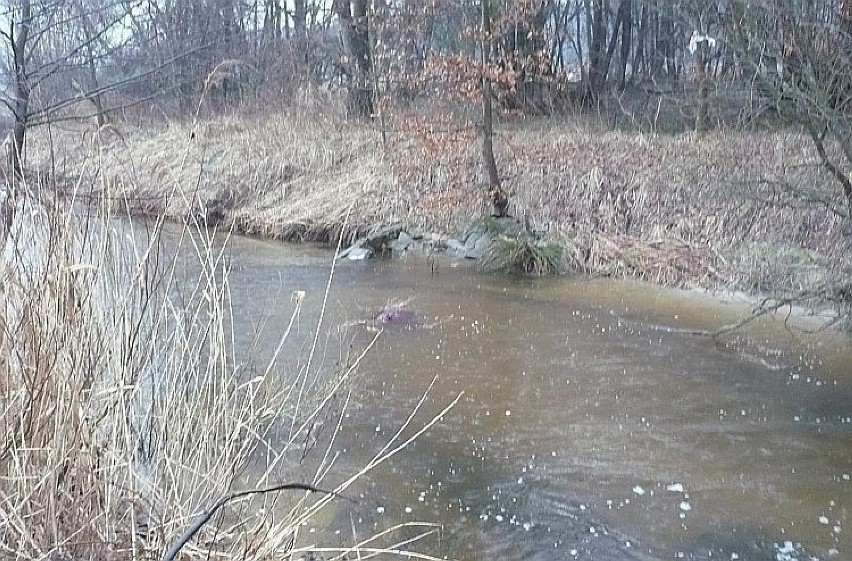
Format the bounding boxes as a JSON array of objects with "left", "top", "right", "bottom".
[
  {"left": 7, "top": 0, "right": 32, "bottom": 176},
  {"left": 727, "top": 0, "right": 852, "bottom": 217},
  {"left": 689, "top": 30, "right": 712, "bottom": 133},
  {"left": 481, "top": 0, "right": 508, "bottom": 217},
  {"left": 2, "top": 0, "right": 155, "bottom": 175},
  {"left": 586, "top": 0, "right": 607, "bottom": 94}
]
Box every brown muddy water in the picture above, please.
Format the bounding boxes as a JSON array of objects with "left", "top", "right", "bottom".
[{"left": 210, "top": 233, "right": 851, "bottom": 561}]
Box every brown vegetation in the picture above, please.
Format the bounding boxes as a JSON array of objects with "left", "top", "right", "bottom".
[
  {"left": 55, "top": 108, "right": 848, "bottom": 301},
  {"left": 0, "top": 181, "right": 454, "bottom": 560},
  {"left": 4, "top": 0, "right": 851, "bottom": 320},
  {"left": 4, "top": 2, "right": 852, "bottom": 558}
]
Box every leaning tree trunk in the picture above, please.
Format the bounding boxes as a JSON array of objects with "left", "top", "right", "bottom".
[
  {"left": 481, "top": 0, "right": 508, "bottom": 217},
  {"left": 333, "top": 0, "right": 374, "bottom": 118}
]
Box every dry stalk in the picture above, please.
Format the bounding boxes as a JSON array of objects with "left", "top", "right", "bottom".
[{"left": 2, "top": 111, "right": 461, "bottom": 561}]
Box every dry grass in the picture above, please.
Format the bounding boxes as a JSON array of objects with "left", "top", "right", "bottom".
[
  {"left": 56, "top": 111, "right": 396, "bottom": 244},
  {"left": 0, "top": 160, "right": 456, "bottom": 560},
  {"left": 480, "top": 234, "right": 566, "bottom": 275},
  {"left": 45, "top": 107, "right": 850, "bottom": 299},
  {"left": 4, "top": 99, "right": 849, "bottom": 556}
]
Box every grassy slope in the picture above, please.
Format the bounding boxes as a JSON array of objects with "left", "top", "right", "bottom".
[{"left": 55, "top": 109, "right": 849, "bottom": 298}]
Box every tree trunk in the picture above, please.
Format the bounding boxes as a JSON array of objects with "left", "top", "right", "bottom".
[
  {"left": 576, "top": 7, "right": 585, "bottom": 83},
  {"left": 633, "top": 3, "right": 646, "bottom": 76},
  {"left": 293, "top": 0, "right": 306, "bottom": 36},
  {"left": 332, "top": 0, "right": 374, "bottom": 118},
  {"left": 587, "top": 0, "right": 607, "bottom": 95},
  {"left": 601, "top": 0, "right": 630, "bottom": 92},
  {"left": 9, "top": 0, "right": 32, "bottom": 178},
  {"left": 648, "top": 11, "right": 664, "bottom": 77},
  {"left": 618, "top": 0, "right": 633, "bottom": 88},
  {"left": 399, "top": 0, "right": 423, "bottom": 96},
  {"left": 694, "top": 38, "right": 709, "bottom": 134},
  {"left": 81, "top": 12, "right": 107, "bottom": 128},
  {"left": 481, "top": 0, "right": 508, "bottom": 217},
  {"left": 263, "top": 0, "right": 276, "bottom": 41}
]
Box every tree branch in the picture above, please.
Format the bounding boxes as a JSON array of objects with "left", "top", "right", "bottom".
[
  {"left": 25, "top": 43, "right": 213, "bottom": 123},
  {"left": 805, "top": 122, "right": 852, "bottom": 217},
  {"left": 160, "top": 482, "right": 345, "bottom": 561},
  {"left": 710, "top": 298, "right": 794, "bottom": 340}
]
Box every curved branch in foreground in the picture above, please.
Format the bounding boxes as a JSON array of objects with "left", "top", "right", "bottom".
[{"left": 160, "top": 482, "right": 342, "bottom": 561}]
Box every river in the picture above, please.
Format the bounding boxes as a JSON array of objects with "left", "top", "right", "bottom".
[{"left": 209, "top": 232, "right": 851, "bottom": 561}]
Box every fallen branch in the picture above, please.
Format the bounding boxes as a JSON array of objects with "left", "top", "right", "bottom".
[
  {"left": 611, "top": 312, "right": 713, "bottom": 336},
  {"left": 710, "top": 297, "right": 794, "bottom": 340},
  {"left": 614, "top": 281, "right": 845, "bottom": 341},
  {"left": 161, "top": 482, "right": 342, "bottom": 561}
]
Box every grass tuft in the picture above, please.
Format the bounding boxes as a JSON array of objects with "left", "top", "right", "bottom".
[{"left": 480, "top": 233, "right": 565, "bottom": 276}]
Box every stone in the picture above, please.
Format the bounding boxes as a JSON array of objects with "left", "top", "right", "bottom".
[
  {"left": 338, "top": 243, "right": 373, "bottom": 260},
  {"left": 422, "top": 233, "right": 447, "bottom": 251},
  {"left": 346, "top": 246, "right": 373, "bottom": 260},
  {"left": 466, "top": 232, "right": 494, "bottom": 259},
  {"left": 445, "top": 238, "right": 472, "bottom": 259},
  {"left": 388, "top": 238, "right": 411, "bottom": 253},
  {"left": 375, "top": 306, "right": 418, "bottom": 327},
  {"left": 362, "top": 224, "right": 404, "bottom": 253},
  {"left": 462, "top": 225, "right": 487, "bottom": 245},
  {"left": 389, "top": 230, "right": 414, "bottom": 253}
]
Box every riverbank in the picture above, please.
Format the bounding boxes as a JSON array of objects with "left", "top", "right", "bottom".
[
  {"left": 6, "top": 113, "right": 851, "bottom": 561},
  {"left": 48, "top": 109, "right": 850, "bottom": 322}
]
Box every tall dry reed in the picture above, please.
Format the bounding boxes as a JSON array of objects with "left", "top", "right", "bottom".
[{"left": 0, "top": 154, "right": 452, "bottom": 561}]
